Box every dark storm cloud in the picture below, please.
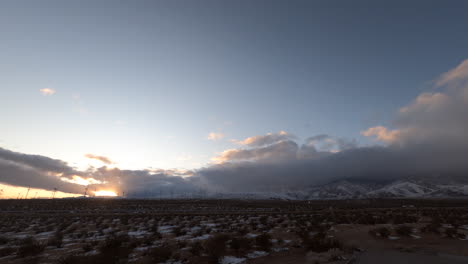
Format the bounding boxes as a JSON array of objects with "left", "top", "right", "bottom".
[
  {"left": 87, "top": 167, "right": 198, "bottom": 197},
  {"left": 0, "top": 155, "right": 84, "bottom": 194},
  {"left": 0, "top": 147, "right": 77, "bottom": 175},
  {"left": 304, "top": 135, "right": 357, "bottom": 152},
  {"left": 197, "top": 142, "right": 468, "bottom": 192}
]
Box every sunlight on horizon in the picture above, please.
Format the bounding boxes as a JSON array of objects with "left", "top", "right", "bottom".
[{"left": 94, "top": 190, "right": 118, "bottom": 197}]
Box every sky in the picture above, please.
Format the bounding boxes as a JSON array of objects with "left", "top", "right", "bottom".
[{"left": 1, "top": 1, "right": 468, "bottom": 198}]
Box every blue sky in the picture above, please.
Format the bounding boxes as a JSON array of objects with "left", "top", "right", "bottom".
[{"left": 1, "top": 0, "right": 468, "bottom": 171}]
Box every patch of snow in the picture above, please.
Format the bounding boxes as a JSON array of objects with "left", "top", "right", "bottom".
[
  {"left": 272, "top": 247, "right": 288, "bottom": 252},
  {"left": 84, "top": 249, "right": 98, "bottom": 256},
  {"left": 190, "top": 234, "right": 211, "bottom": 241},
  {"left": 221, "top": 256, "right": 246, "bottom": 264},
  {"left": 158, "top": 225, "right": 174, "bottom": 234},
  {"left": 128, "top": 230, "right": 149, "bottom": 237},
  {"left": 246, "top": 251, "right": 269, "bottom": 259}
]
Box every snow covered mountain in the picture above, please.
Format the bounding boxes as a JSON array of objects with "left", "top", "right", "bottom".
[
  {"left": 303, "top": 177, "right": 468, "bottom": 199},
  {"left": 214, "top": 177, "right": 468, "bottom": 200}
]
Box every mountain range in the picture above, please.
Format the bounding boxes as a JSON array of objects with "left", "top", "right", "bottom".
[{"left": 211, "top": 176, "right": 468, "bottom": 200}]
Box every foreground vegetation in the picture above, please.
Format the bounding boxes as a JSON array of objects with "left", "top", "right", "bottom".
[{"left": 0, "top": 198, "right": 467, "bottom": 263}]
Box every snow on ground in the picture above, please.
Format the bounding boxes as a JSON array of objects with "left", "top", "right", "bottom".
[
  {"left": 158, "top": 225, "right": 174, "bottom": 233},
  {"left": 246, "top": 251, "right": 269, "bottom": 259},
  {"left": 221, "top": 256, "right": 246, "bottom": 264},
  {"left": 272, "top": 247, "right": 289, "bottom": 252},
  {"left": 128, "top": 230, "right": 149, "bottom": 237},
  {"left": 190, "top": 234, "right": 211, "bottom": 240}
]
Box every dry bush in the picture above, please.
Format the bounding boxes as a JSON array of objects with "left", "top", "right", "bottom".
[
  {"left": 190, "top": 241, "right": 203, "bottom": 256},
  {"left": 369, "top": 227, "right": 391, "bottom": 238},
  {"left": 204, "top": 234, "right": 230, "bottom": 263},
  {"left": 47, "top": 231, "right": 63, "bottom": 248},
  {"left": 172, "top": 226, "right": 187, "bottom": 237},
  {"left": 229, "top": 236, "right": 252, "bottom": 253},
  {"left": 395, "top": 225, "right": 412, "bottom": 237},
  {"left": 146, "top": 245, "right": 173, "bottom": 263},
  {"left": 17, "top": 237, "right": 45, "bottom": 258},
  {"left": 300, "top": 232, "right": 342, "bottom": 253},
  {"left": 255, "top": 233, "right": 272, "bottom": 251},
  {"left": 444, "top": 228, "right": 460, "bottom": 238},
  {"left": 0, "top": 236, "right": 9, "bottom": 245},
  {"left": 0, "top": 247, "right": 15, "bottom": 257},
  {"left": 421, "top": 221, "right": 441, "bottom": 234}
]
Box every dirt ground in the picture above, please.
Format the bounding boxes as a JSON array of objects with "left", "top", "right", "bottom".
[{"left": 334, "top": 224, "right": 468, "bottom": 256}]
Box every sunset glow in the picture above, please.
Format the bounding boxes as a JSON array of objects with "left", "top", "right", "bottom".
[{"left": 94, "top": 190, "right": 118, "bottom": 197}]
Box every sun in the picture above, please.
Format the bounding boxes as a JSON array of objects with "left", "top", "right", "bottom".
[{"left": 94, "top": 190, "right": 118, "bottom": 197}]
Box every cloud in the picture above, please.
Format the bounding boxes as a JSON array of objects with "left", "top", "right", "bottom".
[
  {"left": 212, "top": 140, "right": 299, "bottom": 163},
  {"left": 207, "top": 132, "right": 224, "bottom": 141},
  {"left": 0, "top": 148, "right": 77, "bottom": 175},
  {"left": 87, "top": 167, "right": 198, "bottom": 197},
  {"left": 232, "top": 131, "right": 296, "bottom": 147},
  {"left": 84, "top": 154, "right": 113, "bottom": 165},
  {"left": 61, "top": 175, "right": 103, "bottom": 186},
  {"left": 361, "top": 126, "right": 401, "bottom": 143},
  {"left": 304, "top": 134, "right": 357, "bottom": 152},
  {"left": 363, "top": 59, "right": 468, "bottom": 147},
  {"left": 435, "top": 59, "right": 468, "bottom": 87},
  {"left": 39, "top": 88, "right": 55, "bottom": 96},
  {"left": 0, "top": 147, "right": 84, "bottom": 194}
]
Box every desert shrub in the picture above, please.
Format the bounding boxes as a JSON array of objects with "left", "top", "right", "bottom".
[
  {"left": 190, "top": 241, "right": 203, "bottom": 256},
  {"left": 147, "top": 245, "right": 173, "bottom": 263},
  {"left": 120, "top": 217, "right": 129, "bottom": 225},
  {"left": 95, "top": 234, "right": 132, "bottom": 264},
  {"left": 229, "top": 236, "right": 251, "bottom": 253},
  {"left": 204, "top": 234, "right": 230, "bottom": 263},
  {"left": 82, "top": 243, "right": 93, "bottom": 252},
  {"left": 302, "top": 232, "right": 342, "bottom": 253},
  {"left": 369, "top": 227, "right": 391, "bottom": 238},
  {"left": 47, "top": 231, "right": 63, "bottom": 248},
  {"left": 255, "top": 233, "right": 272, "bottom": 251},
  {"left": 395, "top": 225, "right": 412, "bottom": 237},
  {"left": 17, "top": 237, "right": 45, "bottom": 258},
  {"left": 193, "top": 229, "right": 204, "bottom": 237},
  {"left": 421, "top": 222, "right": 441, "bottom": 234},
  {"left": 177, "top": 240, "right": 187, "bottom": 249},
  {"left": 237, "top": 228, "right": 248, "bottom": 236},
  {"left": 172, "top": 226, "right": 187, "bottom": 237},
  {"left": 445, "top": 228, "right": 458, "bottom": 238},
  {"left": 0, "top": 247, "right": 15, "bottom": 257},
  {"left": 0, "top": 236, "right": 9, "bottom": 245}
]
